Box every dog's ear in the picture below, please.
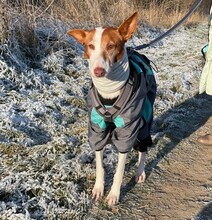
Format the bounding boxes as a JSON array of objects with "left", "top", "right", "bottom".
[
  {"left": 118, "top": 12, "right": 138, "bottom": 42},
  {"left": 67, "top": 29, "right": 88, "bottom": 45}
]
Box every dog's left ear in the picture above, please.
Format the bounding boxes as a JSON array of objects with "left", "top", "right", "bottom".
[{"left": 118, "top": 12, "right": 138, "bottom": 42}]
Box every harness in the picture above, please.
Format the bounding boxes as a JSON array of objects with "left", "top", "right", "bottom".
[{"left": 90, "top": 48, "right": 154, "bottom": 124}]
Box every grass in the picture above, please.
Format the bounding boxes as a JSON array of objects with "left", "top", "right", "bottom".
[
  {"left": 1, "top": 0, "right": 210, "bottom": 39},
  {"left": 0, "top": 1, "right": 209, "bottom": 218},
  {"left": 0, "top": 0, "right": 209, "bottom": 71},
  {"left": 39, "top": 0, "right": 211, "bottom": 27},
  {"left": 138, "top": 0, "right": 208, "bottom": 28}
]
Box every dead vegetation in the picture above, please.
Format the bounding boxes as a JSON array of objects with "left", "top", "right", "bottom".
[
  {"left": 0, "top": 0, "right": 211, "bottom": 219},
  {"left": 1, "top": 0, "right": 210, "bottom": 40},
  {"left": 0, "top": 0, "right": 210, "bottom": 69}
]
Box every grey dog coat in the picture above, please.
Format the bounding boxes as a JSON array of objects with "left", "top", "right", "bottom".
[{"left": 87, "top": 49, "right": 157, "bottom": 153}]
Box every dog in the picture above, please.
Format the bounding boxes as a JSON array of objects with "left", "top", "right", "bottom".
[{"left": 67, "top": 12, "right": 156, "bottom": 206}]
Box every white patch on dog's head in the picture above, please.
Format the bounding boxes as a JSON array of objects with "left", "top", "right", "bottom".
[{"left": 87, "top": 27, "right": 111, "bottom": 78}]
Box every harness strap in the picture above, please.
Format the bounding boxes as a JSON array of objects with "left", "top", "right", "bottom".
[{"left": 91, "top": 75, "right": 134, "bottom": 123}]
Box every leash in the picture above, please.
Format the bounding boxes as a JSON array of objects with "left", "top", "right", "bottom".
[{"left": 133, "top": 0, "right": 204, "bottom": 50}]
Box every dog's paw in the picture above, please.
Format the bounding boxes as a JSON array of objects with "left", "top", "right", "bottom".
[
  {"left": 92, "top": 185, "right": 104, "bottom": 201},
  {"left": 105, "top": 190, "right": 120, "bottom": 206},
  {"left": 136, "top": 170, "right": 146, "bottom": 183}
]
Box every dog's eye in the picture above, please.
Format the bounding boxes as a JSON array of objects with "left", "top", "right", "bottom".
[
  {"left": 88, "top": 44, "right": 95, "bottom": 50},
  {"left": 107, "top": 44, "right": 115, "bottom": 50}
]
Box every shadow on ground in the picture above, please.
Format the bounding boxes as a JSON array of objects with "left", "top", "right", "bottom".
[
  {"left": 195, "top": 202, "right": 212, "bottom": 220},
  {"left": 122, "top": 92, "right": 212, "bottom": 199},
  {"left": 85, "top": 93, "right": 212, "bottom": 220}
]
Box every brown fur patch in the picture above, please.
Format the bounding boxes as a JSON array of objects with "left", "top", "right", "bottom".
[
  {"left": 101, "top": 28, "right": 125, "bottom": 63},
  {"left": 83, "top": 29, "right": 96, "bottom": 59}
]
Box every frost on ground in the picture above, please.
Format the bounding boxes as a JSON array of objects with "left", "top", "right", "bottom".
[{"left": 0, "top": 18, "right": 209, "bottom": 219}]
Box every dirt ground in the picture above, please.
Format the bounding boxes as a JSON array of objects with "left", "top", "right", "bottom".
[
  {"left": 136, "top": 117, "right": 212, "bottom": 220},
  {"left": 85, "top": 94, "right": 212, "bottom": 220}
]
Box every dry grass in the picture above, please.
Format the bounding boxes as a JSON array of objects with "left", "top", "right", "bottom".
[
  {"left": 1, "top": 0, "right": 210, "bottom": 29},
  {"left": 0, "top": 0, "right": 210, "bottom": 67},
  {"left": 35, "top": 0, "right": 210, "bottom": 27},
  {"left": 138, "top": 0, "right": 209, "bottom": 27},
  {"left": 0, "top": 2, "right": 8, "bottom": 42}
]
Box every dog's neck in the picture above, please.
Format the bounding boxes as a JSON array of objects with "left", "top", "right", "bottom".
[{"left": 91, "top": 49, "right": 130, "bottom": 99}]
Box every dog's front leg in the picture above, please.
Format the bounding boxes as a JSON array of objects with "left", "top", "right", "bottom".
[
  {"left": 106, "top": 152, "right": 128, "bottom": 206},
  {"left": 136, "top": 151, "right": 146, "bottom": 183},
  {"left": 92, "top": 149, "right": 104, "bottom": 201}
]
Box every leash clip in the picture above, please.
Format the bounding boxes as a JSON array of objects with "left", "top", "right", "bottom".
[{"left": 127, "top": 47, "right": 135, "bottom": 57}]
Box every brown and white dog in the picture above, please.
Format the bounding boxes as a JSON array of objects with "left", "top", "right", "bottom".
[{"left": 67, "top": 12, "right": 147, "bottom": 206}]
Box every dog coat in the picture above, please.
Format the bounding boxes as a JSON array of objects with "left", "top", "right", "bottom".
[{"left": 87, "top": 49, "right": 157, "bottom": 153}]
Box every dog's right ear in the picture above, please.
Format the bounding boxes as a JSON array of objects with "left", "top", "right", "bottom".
[
  {"left": 67, "top": 29, "right": 88, "bottom": 45},
  {"left": 118, "top": 12, "right": 138, "bottom": 42}
]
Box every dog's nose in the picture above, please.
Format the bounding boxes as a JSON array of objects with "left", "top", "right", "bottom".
[{"left": 94, "top": 67, "right": 105, "bottom": 77}]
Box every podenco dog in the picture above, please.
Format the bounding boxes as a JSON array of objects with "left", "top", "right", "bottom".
[{"left": 67, "top": 12, "right": 155, "bottom": 206}]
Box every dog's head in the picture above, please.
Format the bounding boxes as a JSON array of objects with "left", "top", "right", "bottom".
[{"left": 67, "top": 12, "right": 138, "bottom": 78}]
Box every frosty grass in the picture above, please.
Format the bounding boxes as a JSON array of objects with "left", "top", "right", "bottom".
[{"left": 0, "top": 20, "right": 207, "bottom": 219}]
